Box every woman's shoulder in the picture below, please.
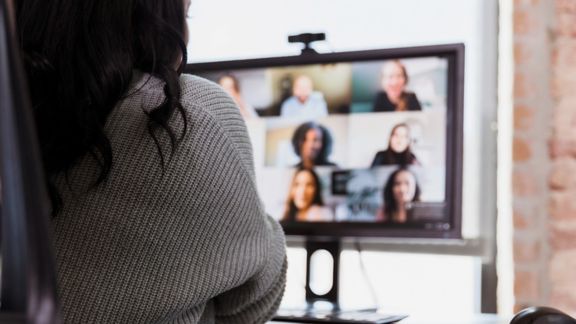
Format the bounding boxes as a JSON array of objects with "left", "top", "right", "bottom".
[
  {"left": 375, "top": 149, "right": 387, "bottom": 156},
  {"left": 405, "top": 91, "right": 419, "bottom": 98},
  {"left": 373, "top": 91, "right": 394, "bottom": 111},
  {"left": 318, "top": 161, "right": 338, "bottom": 167},
  {"left": 179, "top": 74, "right": 237, "bottom": 112},
  {"left": 179, "top": 74, "right": 223, "bottom": 95},
  {"left": 373, "top": 150, "right": 389, "bottom": 159},
  {"left": 178, "top": 74, "right": 255, "bottom": 175},
  {"left": 127, "top": 72, "right": 237, "bottom": 115},
  {"left": 404, "top": 91, "right": 422, "bottom": 110},
  {"left": 373, "top": 91, "right": 389, "bottom": 103},
  {"left": 177, "top": 74, "right": 247, "bottom": 136},
  {"left": 404, "top": 91, "right": 420, "bottom": 102}
]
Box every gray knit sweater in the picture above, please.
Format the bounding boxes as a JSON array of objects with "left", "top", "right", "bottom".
[{"left": 52, "top": 73, "right": 287, "bottom": 323}]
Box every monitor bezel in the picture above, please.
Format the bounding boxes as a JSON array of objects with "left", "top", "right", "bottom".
[{"left": 185, "top": 43, "right": 464, "bottom": 239}]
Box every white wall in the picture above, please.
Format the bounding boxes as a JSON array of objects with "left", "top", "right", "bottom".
[{"left": 186, "top": 0, "right": 499, "bottom": 314}]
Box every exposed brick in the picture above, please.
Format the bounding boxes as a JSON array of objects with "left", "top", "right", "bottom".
[
  {"left": 552, "top": 40, "right": 576, "bottom": 68},
  {"left": 514, "top": 238, "right": 541, "bottom": 263},
  {"left": 551, "top": 45, "right": 559, "bottom": 67},
  {"left": 514, "top": 303, "right": 535, "bottom": 314},
  {"left": 513, "top": 209, "right": 533, "bottom": 230},
  {"left": 514, "top": 105, "right": 535, "bottom": 131},
  {"left": 514, "top": 43, "right": 528, "bottom": 65},
  {"left": 549, "top": 250, "right": 576, "bottom": 318},
  {"left": 556, "top": 0, "right": 576, "bottom": 13},
  {"left": 549, "top": 191, "right": 576, "bottom": 220},
  {"left": 549, "top": 289, "right": 576, "bottom": 318},
  {"left": 550, "top": 68, "right": 576, "bottom": 99},
  {"left": 514, "top": 0, "right": 540, "bottom": 7},
  {"left": 513, "top": 169, "right": 539, "bottom": 197},
  {"left": 514, "top": 10, "right": 530, "bottom": 35},
  {"left": 551, "top": 98, "right": 576, "bottom": 139},
  {"left": 549, "top": 250, "right": 576, "bottom": 286},
  {"left": 514, "top": 71, "right": 540, "bottom": 99},
  {"left": 549, "top": 159, "right": 576, "bottom": 190},
  {"left": 514, "top": 72, "right": 527, "bottom": 98},
  {"left": 549, "top": 223, "right": 576, "bottom": 250},
  {"left": 551, "top": 42, "right": 576, "bottom": 97},
  {"left": 555, "top": 11, "right": 576, "bottom": 37},
  {"left": 512, "top": 0, "right": 576, "bottom": 314},
  {"left": 514, "top": 7, "right": 543, "bottom": 36},
  {"left": 514, "top": 137, "right": 533, "bottom": 162},
  {"left": 549, "top": 139, "right": 576, "bottom": 158},
  {"left": 514, "top": 270, "right": 540, "bottom": 301}
]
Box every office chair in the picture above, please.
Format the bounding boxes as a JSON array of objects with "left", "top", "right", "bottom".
[
  {"left": 0, "top": 0, "right": 61, "bottom": 323},
  {"left": 511, "top": 306, "right": 576, "bottom": 324}
]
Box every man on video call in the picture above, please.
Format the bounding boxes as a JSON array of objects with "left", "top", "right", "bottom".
[{"left": 280, "top": 75, "right": 328, "bottom": 119}]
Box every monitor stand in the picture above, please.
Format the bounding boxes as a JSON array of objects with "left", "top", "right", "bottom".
[
  {"left": 304, "top": 238, "right": 341, "bottom": 311},
  {"left": 304, "top": 238, "right": 378, "bottom": 313},
  {"left": 274, "top": 238, "right": 386, "bottom": 322}
]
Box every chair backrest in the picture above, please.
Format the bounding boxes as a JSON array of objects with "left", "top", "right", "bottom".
[
  {"left": 0, "top": 0, "right": 60, "bottom": 323},
  {"left": 511, "top": 307, "right": 576, "bottom": 324}
]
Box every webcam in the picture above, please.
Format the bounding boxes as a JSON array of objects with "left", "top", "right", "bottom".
[{"left": 288, "top": 32, "right": 326, "bottom": 55}]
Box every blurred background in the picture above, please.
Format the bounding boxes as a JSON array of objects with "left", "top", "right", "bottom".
[{"left": 186, "top": 0, "right": 576, "bottom": 318}]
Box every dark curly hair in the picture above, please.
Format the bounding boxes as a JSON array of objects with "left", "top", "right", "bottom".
[
  {"left": 291, "top": 122, "right": 334, "bottom": 167},
  {"left": 16, "top": 0, "right": 189, "bottom": 215}
]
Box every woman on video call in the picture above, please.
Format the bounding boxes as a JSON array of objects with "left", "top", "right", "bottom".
[
  {"left": 16, "top": 0, "right": 286, "bottom": 322},
  {"left": 371, "top": 123, "right": 420, "bottom": 167},
  {"left": 379, "top": 168, "right": 421, "bottom": 223},
  {"left": 218, "top": 74, "right": 260, "bottom": 119},
  {"left": 292, "top": 121, "right": 337, "bottom": 168},
  {"left": 282, "top": 168, "right": 333, "bottom": 222},
  {"left": 373, "top": 60, "right": 422, "bottom": 112}
]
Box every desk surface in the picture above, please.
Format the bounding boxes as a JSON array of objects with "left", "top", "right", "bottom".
[{"left": 270, "top": 313, "right": 509, "bottom": 324}]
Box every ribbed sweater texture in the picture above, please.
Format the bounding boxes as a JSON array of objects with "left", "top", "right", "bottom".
[{"left": 52, "top": 73, "right": 287, "bottom": 323}]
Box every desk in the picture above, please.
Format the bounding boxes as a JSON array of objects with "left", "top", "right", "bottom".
[
  {"left": 390, "top": 314, "right": 508, "bottom": 323},
  {"left": 270, "top": 313, "right": 509, "bottom": 324}
]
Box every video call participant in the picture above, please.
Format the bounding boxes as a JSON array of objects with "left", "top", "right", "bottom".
[
  {"left": 292, "top": 122, "right": 337, "bottom": 168},
  {"left": 373, "top": 60, "right": 422, "bottom": 112},
  {"left": 282, "top": 168, "right": 333, "bottom": 222},
  {"left": 280, "top": 75, "right": 328, "bottom": 119},
  {"left": 371, "top": 123, "right": 419, "bottom": 167},
  {"left": 379, "top": 168, "right": 421, "bottom": 223},
  {"left": 17, "top": 0, "right": 286, "bottom": 322},
  {"left": 218, "top": 74, "right": 260, "bottom": 119}
]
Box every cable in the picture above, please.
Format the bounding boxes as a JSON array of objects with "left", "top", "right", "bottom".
[{"left": 354, "top": 239, "right": 381, "bottom": 309}]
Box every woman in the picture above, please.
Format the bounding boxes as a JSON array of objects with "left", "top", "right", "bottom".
[
  {"left": 373, "top": 60, "right": 422, "bottom": 112},
  {"left": 218, "top": 74, "right": 260, "bottom": 119},
  {"left": 380, "top": 168, "right": 421, "bottom": 223},
  {"left": 282, "top": 168, "right": 333, "bottom": 222},
  {"left": 291, "top": 121, "right": 337, "bottom": 168},
  {"left": 16, "top": 0, "right": 286, "bottom": 323},
  {"left": 371, "top": 123, "right": 419, "bottom": 167}
]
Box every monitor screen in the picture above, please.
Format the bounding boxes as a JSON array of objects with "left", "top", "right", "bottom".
[{"left": 186, "top": 44, "right": 464, "bottom": 239}]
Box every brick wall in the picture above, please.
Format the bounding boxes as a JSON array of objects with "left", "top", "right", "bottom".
[{"left": 513, "top": 0, "right": 576, "bottom": 315}]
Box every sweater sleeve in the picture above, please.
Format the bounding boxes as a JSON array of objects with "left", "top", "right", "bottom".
[
  {"left": 214, "top": 218, "right": 287, "bottom": 324},
  {"left": 178, "top": 75, "right": 287, "bottom": 323}
]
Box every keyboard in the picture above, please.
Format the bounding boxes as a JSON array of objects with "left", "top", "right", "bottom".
[{"left": 274, "top": 308, "right": 408, "bottom": 324}]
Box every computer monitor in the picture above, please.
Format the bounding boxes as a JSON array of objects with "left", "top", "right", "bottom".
[{"left": 186, "top": 43, "right": 464, "bottom": 240}]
